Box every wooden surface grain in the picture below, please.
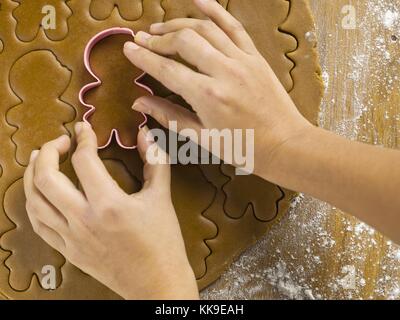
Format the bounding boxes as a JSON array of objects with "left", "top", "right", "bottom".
[
  {"left": 310, "top": 0, "right": 400, "bottom": 299},
  {"left": 203, "top": 0, "right": 400, "bottom": 300}
]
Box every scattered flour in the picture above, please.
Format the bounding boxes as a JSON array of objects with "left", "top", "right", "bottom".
[{"left": 383, "top": 10, "right": 399, "bottom": 28}]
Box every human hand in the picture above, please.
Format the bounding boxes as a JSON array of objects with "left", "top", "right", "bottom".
[
  {"left": 24, "top": 122, "right": 199, "bottom": 300},
  {"left": 123, "top": 0, "right": 313, "bottom": 179}
]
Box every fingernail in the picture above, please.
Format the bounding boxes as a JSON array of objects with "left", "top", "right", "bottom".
[
  {"left": 140, "top": 125, "right": 155, "bottom": 143},
  {"left": 132, "top": 101, "right": 147, "bottom": 112},
  {"left": 75, "top": 122, "right": 83, "bottom": 135},
  {"left": 150, "top": 23, "right": 164, "bottom": 32},
  {"left": 136, "top": 31, "right": 152, "bottom": 42},
  {"left": 124, "top": 41, "right": 140, "bottom": 51},
  {"left": 132, "top": 102, "right": 141, "bottom": 111},
  {"left": 30, "top": 150, "right": 39, "bottom": 162}
]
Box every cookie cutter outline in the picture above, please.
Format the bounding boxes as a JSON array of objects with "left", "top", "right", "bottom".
[{"left": 79, "top": 27, "right": 153, "bottom": 150}]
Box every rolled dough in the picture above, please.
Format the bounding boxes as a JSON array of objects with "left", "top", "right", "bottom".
[{"left": 0, "top": 0, "right": 322, "bottom": 299}]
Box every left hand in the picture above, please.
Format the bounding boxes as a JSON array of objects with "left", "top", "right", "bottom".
[{"left": 23, "top": 122, "right": 199, "bottom": 300}]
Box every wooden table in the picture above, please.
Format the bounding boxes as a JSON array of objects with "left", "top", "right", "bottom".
[{"left": 203, "top": 0, "right": 400, "bottom": 300}]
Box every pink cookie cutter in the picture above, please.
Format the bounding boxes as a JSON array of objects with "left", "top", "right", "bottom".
[{"left": 79, "top": 27, "right": 153, "bottom": 150}]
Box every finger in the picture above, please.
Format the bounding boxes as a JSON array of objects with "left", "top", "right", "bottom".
[
  {"left": 194, "top": 0, "right": 258, "bottom": 54},
  {"left": 135, "top": 29, "right": 229, "bottom": 76},
  {"left": 72, "top": 122, "right": 124, "bottom": 202},
  {"left": 150, "top": 18, "right": 242, "bottom": 58},
  {"left": 123, "top": 42, "right": 209, "bottom": 105},
  {"left": 35, "top": 135, "right": 70, "bottom": 172},
  {"left": 29, "top": 216, "right": 66, "bottom": 252},
  {"left": 33, "top": 136, "right": 87, "bottom": 220},
  {"left": 133, "top": 96, "right": 203, "bottom": 134},
  {"left": 136, "top": 126, "right": 171, "bottom": 192},
  {"left": 25, "top": 151, "right": 69, "bottom": 234},
  {"left": 26, "top": 198, "right": 69, "bottom": 236}
]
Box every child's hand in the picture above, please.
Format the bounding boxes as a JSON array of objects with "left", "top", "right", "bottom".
[
  {"left": 24, "top": 122, "right": 199, "bottom": 300},
  {"left": 124, "top": 0, "right": 312, "bottom": 178}
]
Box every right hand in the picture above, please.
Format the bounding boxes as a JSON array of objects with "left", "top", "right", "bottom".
[{"left": 123, "top": 0, "right": 313, "bottom": 178}]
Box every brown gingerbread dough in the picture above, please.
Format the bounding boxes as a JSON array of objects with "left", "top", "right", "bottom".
[{"left": 0, "top": 0, "right": 322, "bottom": 299}]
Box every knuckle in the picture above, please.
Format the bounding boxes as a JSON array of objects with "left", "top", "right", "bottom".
[
  {"left": 196, "top": 20, "right": 215, "bottom": 33},
  {"left": 95, "top": 194, "right": 130, "bottom": 224},
  {"left": 66, "top": 201, "right": 87, "bottom": 219},
  {"left": 34, "top": 170, "right": 54, "bottom": 190},
  {"left": 225, "top": 62, "right": 247, "bottom": 80},
  {"left": 71, "top": 148, "right": 90, "bottom": 167},
  {"left": 66, "top": 248, "right": 82, "bottom": 266},
  {"left": 229, "top": 20, "right": 245, "bottom": 33},
  {"left": 175, "top": 28, "right": 194, "bottom": 45},
  {"left": 147, "top": 36, "right": 156, "bottom": 50},
  {"left": 158, "top": 60, "right": 175, "bottom": 80},
  {"left": 71, "top": 152, "right": 80, "bottom": 167},
  {"left": 204, "top": 85, "right": 228, "bottom": 104},
  {"left": 96, "top": 197, "right": 119, "bottom": 217},
  {"left": 25, "top": 201, "right": 36, "bottom": 215},
  {"left": 77, "top": 202, "right": 91, "bottom": 218},
  {"left": 201, "top": 45, "right": 217, "bottom": 61},
  {"left": 27, "top": 202, "right": 43, "bottom": 220},
  {"left": 158, "top": 110, "right": 170, "bottom": 128},
  {"left": 78, "top": 206, "right": 95, "bottom": 228}
]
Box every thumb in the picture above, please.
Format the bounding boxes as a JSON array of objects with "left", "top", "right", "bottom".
[
  {"left": 136, "top": 125, "right": 171, "bottom": 192},
  {"left": 133, "top": 96, "right": 203, "bottom": 135}
]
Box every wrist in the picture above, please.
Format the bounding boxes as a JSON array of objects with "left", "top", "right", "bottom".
[
  {"left": 155, "top": 262, "right": 199, "bottom": 300},
  {"left": 255, "top": 120, "right": 317, "bottom": 182},
  {"left": 122, "top": 259, "right": 199, "bottom": 300}
]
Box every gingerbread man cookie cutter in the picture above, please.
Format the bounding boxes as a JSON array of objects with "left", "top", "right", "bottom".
[{"left": 79, "top": 27, "right": 153, "bottom": 149}]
